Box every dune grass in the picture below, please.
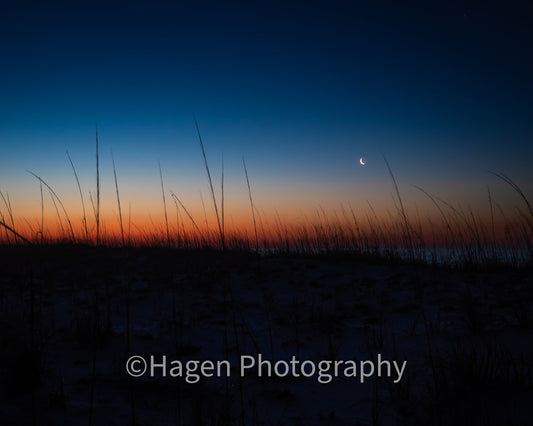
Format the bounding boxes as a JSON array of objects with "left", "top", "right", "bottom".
[
  {"left": 111, "top": 149, "right": 125, "bottom": 246},
  {"left": 67, "top": 150, "right": 89, "bottom": 243},
  {"left": 195, "top": 117, "right": 225, "bottom": 249},
  {"left": 158, "top": 160, "right": 171, "bottom": 246},
  {"left": 243, "top": 157, "right": 259, "bottom": 250},
  {"left": 0, "top": 130, "right": 531, "bottom": 268},
  {"left": 95, "top": 123, "right": 101, "bottom": 246}
]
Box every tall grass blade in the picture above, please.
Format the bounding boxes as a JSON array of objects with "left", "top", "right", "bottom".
[
  {"left": 0, "top": 191, "right": 17, "bottom": 243},
  {"left": 383, "top": 156, "right": 414, "bottom": 260},
  {"left": 0, "top": 218, "right": 31, "bottom": 244},
  {"left": 66, "top": 150, "right": 89, "bottom": 243},
  {"left": 489, "top": 171, "right": 533, "bottom": 235},
  {"left": 95, "top": 123, "right": 100, "bottom": 245},
  {"left": 40, "top": 181, "right": 44, "bottom": 241},
  {"left": 488, "top": 187, "right": 496, "bottom": 249},
  {"left": 199, "top": 191, "right": 209, "bottom": 234},
  {"left": 170, "top": 192, "right": 202, "bottom": 235},
  {"left": 0, "top": 191, "right": 15, "bottom": 230},
  {"left": 243, "top": 157, "right": 258, "bottom": 249},
  {"left": 49, "top": 190, "right": 65, "bottom": 237},
  {"left": 172, "top": 197, "right": 181, "bottom": 246},
  {"left": 26, "top": 171, "right": 75, "bottom": 242},
  {"left": 221, "top": 153, "right": 225, "bottom": 246},
  {"left": 194, "top": 117, "right": 224, "bottom": 248},
  {"left": 412, "top": 185, "right": 455, "bottom": 245},
  {"left": 111, "top": 150, "right": 125, "bottom": 246},
  {"left": 158, "top": 160, "right": 170, "bottom": 246}
]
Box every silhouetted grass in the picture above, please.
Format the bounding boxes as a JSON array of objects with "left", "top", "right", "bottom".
[
  {"left": 0, "top": 130, "right": 531, "bottom": 270},
  {"left": 158, "top": 160, "right": 170, "bottom": 246},
  {"left": 95, "top": 123, "right": 101, "bottom": 245},
  {"left": 26, "top": 170, "right": 75, "bottom": 242},
  {"left": 111, "top": 149, "right": 125, "bottom": 246},
  {"left": 67, "top": 151, "right": 89, "bottom": 242},
  {"left": 195, "top": 117, "right": 224, "bottom": 248},
  {"left": 243, "top": 157, "right": 258, "bottom": 250}
]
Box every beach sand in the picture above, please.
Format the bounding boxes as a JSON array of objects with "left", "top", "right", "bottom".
[{"left": 1, "top": 245, "right": 532, "bottom": 425}]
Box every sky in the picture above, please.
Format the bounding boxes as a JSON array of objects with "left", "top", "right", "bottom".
[{"left": 1, "top": 1, "right": 532, "bottom": 239}]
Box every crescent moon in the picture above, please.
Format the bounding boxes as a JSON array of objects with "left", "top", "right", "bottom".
[{"left": 359, "top": 157, "right": 366, "bottom": 166}]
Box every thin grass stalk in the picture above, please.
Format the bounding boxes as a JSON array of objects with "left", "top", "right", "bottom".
[
  {"left": 243, "top": 157, "right": 259, "bottom": 250},
  {"left": 67, "top": 151, "right": 89, "bottom": 243},
  {"left": 349, "top": 205, "right": 364, "bottom": 249},
  {"left": 6, "top": 192, "right": 14, "bottom": 229},
  {"left": 434, "top": 195, "right": 469, "bottom": 259},
  {"left": 158, "top": 160, "right": 170, "bottom": 246},
  {"left": 0, "top": 191, "right": 16, "bottom": 241},
  {"left": 489, "top": 172, "right": 533, "bottom": 251},
  {"left": 0, "top": 191, "right": 17, "bottom": 243},
  {"left": 340, "top": 203, "right": 355, "bottom": 250},
  {"left": 516, "top": 211, "right": 533, "bottom": 261},
  {"left": 383, "top": 156, "right": 413, "bottom": 260},
  {"left": 194, "top": 117, "right": 224, "bottom": 248},
  {"left": 49, "top": 190, "right": 65, "bottom": 238},
  {"left": 27, "top": 171, "right": 75, "bottom": 242},
  {"left": 95, "top": 123, "right": 100, "bottom": 245},
  {"left": 0, "top": 206, "right": 10, "bottom": 244},
  {"left": 111, "top": 150, "right": 125, "bottom": 246},
  {"left": 0, "top": 211, "right": 9, "bottom": 243},
  {"left": 366, "top": 201, "right": 385, "bottom": 250},
  {"left": 199, "top": 191, "right": 209, "bottom": 235},
  {"left": 169, "top": 192, "right": 202, "bottom": 235},
  {"left": 487, "top": 187, "right": 497, "bottom": 259},
  {"left": 0, "top": 218, "right": 31, "bottom": 244},
  {"left": 221, "top": 153, "right": 225, "bottom": 248},
  {"left": 172, "top": 197, "right": 181, "bottom": 247},
  {"left": 128, "top": 202, "right": 132, "bottom": 245},
  {"left": 89, "top": 192, "right": 97, "bottom": 231},
  {"left": 40, "top": 181, "right": 44, "bottom": 242},
  {"left": 412, "top": 185, "right": 454, "bottom": 248},
  {"left": 454, "top": 204, "right": 482, "bottom": 259},
  {"left": 468, "top": 207, "right": 484, "bottom": 261},
  {"left": 255, "top": 206, "right": 267, "bottom": 250},
  {"left": 489, "top": 171, "right": 533, "bottom": 220}
]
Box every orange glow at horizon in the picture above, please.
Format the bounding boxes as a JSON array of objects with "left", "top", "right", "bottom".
[{"left": 2, "top": 200, "right": 528, "bottom": 249}]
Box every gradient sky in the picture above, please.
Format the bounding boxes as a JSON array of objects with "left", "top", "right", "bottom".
[{"left": 1, "top": 1, "right": 532, "bottom": 236}]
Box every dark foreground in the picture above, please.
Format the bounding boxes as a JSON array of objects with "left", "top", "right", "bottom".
[{"left": 0, "top": 245, "right": 532, "bottom": 425}]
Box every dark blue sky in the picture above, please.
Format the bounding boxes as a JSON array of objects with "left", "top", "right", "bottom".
[{"left": 1, "top": 1, "right": 532, "bottom": 221}]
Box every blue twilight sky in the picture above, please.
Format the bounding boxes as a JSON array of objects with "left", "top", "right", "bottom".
[{"left": 1, "top": 1, "right": 532, "bottom": 223}]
